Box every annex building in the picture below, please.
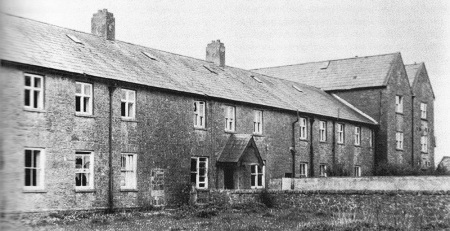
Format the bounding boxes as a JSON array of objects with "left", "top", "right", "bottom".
[{"left": 0, "top": 10, "right": 434, "bottom": 212}]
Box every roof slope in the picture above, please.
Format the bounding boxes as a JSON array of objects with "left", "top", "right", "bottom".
[
  {"left": 405, "top": 63, "right": 422, "bottom": 86},
  {"left": 0, "top": 13, "right": 375, "bottom": 125},
  {"left": 218, "top": 134, "right": 262, "bottom": 164},
  {"left": 252, "top": 53, "right": 399, "bottom": 91}
]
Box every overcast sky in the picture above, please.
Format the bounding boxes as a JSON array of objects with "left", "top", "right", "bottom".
[{"left": 1, "top": 0, "right": 449, "bottom": 164}]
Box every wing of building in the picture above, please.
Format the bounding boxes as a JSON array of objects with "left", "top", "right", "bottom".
[{"left": 2, "top": 9, "right": 427, "bottom": 213}]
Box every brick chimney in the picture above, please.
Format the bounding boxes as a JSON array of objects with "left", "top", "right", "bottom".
[
  {"left": 206, "top": 40, "right": 225, "bottom": 67},
  {"left": 91, "top": 9, "right": 115, "bottom": 40}
]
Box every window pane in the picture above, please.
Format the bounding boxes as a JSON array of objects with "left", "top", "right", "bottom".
[
  {"left": 25, "top": 89, "right": 31, "bottom": 106},
  {"left": 191, "top": 158, "right": 197, "bottom": 171},
  {"left": 25, "top": 150, "right": 32, "bottom": 167},
  {"left": 76, "top": 83, "right": 82, "bottom": 94},
  {"left": 33, "top": 150, "right": 40, "bottom": 168},
  {"left": 25, "top": 169, "right": 31, "bottom": 186},
  {"left": 33, "top": 91, "right": 39, "bottom": 108},
  {"left": 251, "top": 165, "right": 256, "bottom": 173},
  {"left": 199, "top": 177, "right": 205, "bottom": 183},
  {"left": 128, "top": 103, "right": 134, "bottom": 118},
  {"left": 128, "top": 91, "right": 135, "bottom": 102},
  {"left": 199, "top": 168, "right": 205, "bottom": 176},
  {"left": 84, "top": 84, "right": 91, "bottom": 96},
  {"left": 25, "top": 76, "right": 31, "bottom": 86},
  {"left": 121, "top": 89, "right": 127, "bottom": 100},
  {"left": 84, "top": 156, "right": 90, "bottom": 169},
  {"left": 83, "top": 97, "right": 89, "bottom": 113},
  {"left": 34, "top": 78, "right": 41, "bottom": 88},
  {"left": 251, "top": 176, "right": 255, "bottom": 186},
  {"left": 75, "top": 156, "right": 82, "bottom": 169},
  {"left": 191, "top": 173, "right": 196, "bottom": 183},
  {"left": 75, "top": 96, "right": 81, "bottom": 112},
  {"left": 258, "top": 174, "right": 263, "bottom": 186},
  {"left": 32, "top": 169, "right": 37, "bottom": 186},
  {"left": 121, "top": 102, "right": 126, "bottom": 116}
]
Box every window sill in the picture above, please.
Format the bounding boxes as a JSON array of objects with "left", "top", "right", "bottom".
[
  {"left": 319, "top": 140, "right": 327, "bottom": 143},
  {"left": 23, "top": 188, "right": 47, "bottom": 193},
  {"left": 299, "top": 138, "right": 308, "bottom": 142},
  {"left": 396, "top": 149, "right": 404, "bottom": 151},
  {"left": 23, "top": 108, "right": 46, "bottom": 113},
  {"left": 121, "top": 117, "right": 137, "bottom": 122},
  {"left": 75, "top": 188, "right": 96, "bottom": 193},
  {"left": 194, "top": 127, "right": 207, "bottom": 131},
  {"left": 196, "top": 188, "right": 209, "bottom": 192},
  {"left": 395, "top": 112, "right": 404, "bottom": 115},
  {"left": 225, "top": 130, "right": 236, "bottom": 134},
  {"left": 337, "top": 143, "right": 344, "bottom": 145},
  {"left": 120, "top": 188, "right": 138, "bottom": 192},
  {"left": 75, "top": 113, "right": 95, "bottom": 118},
  {"left": 354, "top": 145, "right": 361, "bottom": 147},
  {"left": 252, "top": 133, "right": 264, "bottom": 137}
]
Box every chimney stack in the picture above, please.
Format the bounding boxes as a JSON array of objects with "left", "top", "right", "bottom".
[
  {"left": 206, "top": 40, "right": 225, "bottom": 67},
  {"left": 91, "top": 9, "right": 115, "bottom": 40}
]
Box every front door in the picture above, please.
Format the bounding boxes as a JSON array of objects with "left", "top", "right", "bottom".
[{"left": 224, "top": 168, "right": 234, "bottom": 189}]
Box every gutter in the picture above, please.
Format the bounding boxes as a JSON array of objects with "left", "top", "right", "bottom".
[
  {"left": 411, "top": 95, "right": 415, "bottom": 167},
  {"left": 309, "top": 117, "right": 315, "bottom": 177},
  {"left": 289, "top": 110, "right": 299, "bottom": 189}
]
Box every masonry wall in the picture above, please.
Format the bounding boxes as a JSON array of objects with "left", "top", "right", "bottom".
[{"left": 1, "top": 64, "right": 375, "bottom": 212}]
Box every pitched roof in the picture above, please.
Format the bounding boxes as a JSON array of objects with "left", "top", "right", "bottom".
[
  {"left": 217, "top": 134, "right": 262, "bottom": 164},
  {"left": 0, "top": 13, "right": 375, "bottom": 125},
  {"left": 252, "top": 53, "right": 400, "bottom": 91},
  {"left": 405, "top": 63, "right": 422, "bottom": 86}
]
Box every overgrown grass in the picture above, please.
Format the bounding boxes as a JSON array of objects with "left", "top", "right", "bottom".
[{"left": 4, "top": 193, "right": 450, "bottom": 230}]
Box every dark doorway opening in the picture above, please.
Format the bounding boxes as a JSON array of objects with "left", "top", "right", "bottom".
[{"left": 224, "top": 168, "right": 234, "bottom": 189}]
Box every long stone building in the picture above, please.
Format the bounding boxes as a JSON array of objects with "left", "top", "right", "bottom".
[{"left": 0, "top": 10, "right": 433, "bottom": 212}]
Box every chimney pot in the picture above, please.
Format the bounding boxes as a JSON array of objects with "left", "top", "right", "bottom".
[
  {"left": 206, "top": 39, "right": 225, "bottom": 67},
  {"left": 91, "top": 9, "right": 115, "bottom": 40}
]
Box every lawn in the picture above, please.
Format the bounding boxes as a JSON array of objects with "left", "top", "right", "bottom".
[{"left": 3, "top": 193, "right": 450, "bottom": 230}]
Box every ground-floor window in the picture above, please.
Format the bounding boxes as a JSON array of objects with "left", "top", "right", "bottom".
[
  {"left": 191, "top": 157, "right": 208, "bottom": 189},
  {"left": 24, "top": 148, "right": 45, "bottom": 189},
  {"left": 75, "top": 151, "right": 94, "bottom": 189},
  {"left": 299, "top": 162, "right": 308, "bottom": 177},
  {"left": 319, "top": 164, "right": 327, "bottom": 177},
  {"left": 251, "top": 164, "right": 265, "bottom": 189},
  {"left": 354, "top": 166, "right": 361, "bottom": 177},
  {"left": 121, "top": 153, "right": 137, "bottom": 189}
]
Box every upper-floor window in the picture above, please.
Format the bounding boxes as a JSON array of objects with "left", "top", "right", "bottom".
[
  {"left": 224, "top": 106, "right": 235, "bottom": 132},
  {"left": 121, "top": 89, "right": 136, "bottom": 119},
  {"left": 253, "top": 110, "right": 263, "bottom": 135},
  {"left": 299, "top": 162, "right": 308, "bottom": 177},
  {"left": 420, "top": 103, "right": 427, "bottom": 119},
  {"left": 24, "top": 148, "right": 45, "bottom": 189},
  {"left": 75, "top": 151, "right": 94, "bottom": 189},
  {"left": 250, "top": 164, "right": 265, "bottom": 189},
  {"left": 319, "top": 121, "right": 327, "bottom": 142},
  {"left": 354, "top": 127, "right": 361, "bottom": 146},
  {"left": 319, "top": 164, "right": 327, "bottom": 177},
  {"left": 75, "top": 82, "right": 92, "bottom": 115},
  {"left": 191, "top": 157, "right": 208, "bottom": 189},
  {"left": 121, "top": 153, "right": 137, "bottom": 190},
  {"left": 421, "top": 136, "right": 428, "bottom": 153},
  {"left": 396, "top": 132, "right": 404, "bottom": 150},
  {"left": 299, "top": 118, "right": 307, "bottom": 140},
  {"left": 354, "top": 166, "right": 361, "bottom": 177},
  {"left": 194, "top": 101, "right": 206, "bottom": 128},
  {"left": 24, "top": 73, "right": 44, "bottom": 109},
  {"left": 337, "top": 123, "right": 345, "bottom": 144},
  {"left": 395, "top": 95, "right": 403, "bottom": 113}
]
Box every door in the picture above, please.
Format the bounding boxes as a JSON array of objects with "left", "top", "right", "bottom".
[{"left": 224, "top": 168, "right": 234, "bottom": 189}]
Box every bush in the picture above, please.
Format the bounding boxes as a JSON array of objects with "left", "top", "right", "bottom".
[
  {"left": 259, "top": 189, "right": 276, "bottom": 208},
  {"left": 327, "top": 163, "right": 351, "bottom": 177},
  {"left": 374, "top": 161, "right": 449, "bottom": 176}
]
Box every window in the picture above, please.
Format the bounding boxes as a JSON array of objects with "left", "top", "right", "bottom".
[
  {"left": 354, "top": 166, "right": 361, "bottom": 177},
  {"left": 24, "top": 73, "right": 44, "bottom": 109},
  {"left": 191, "top": 157, "right": 208, "bottom": 189},
  {"left": 337, "top": 123, "right": 345, "bottom": 144},
  {"left": 75, "top": 82, "right": 93, "bottom": 114},
  {"left": 420, "top": 103, "right": 427, "bottom": 119},
  {"left": 395, "top": 95, "right": 403, "bottom": 113},
  {"left": 121, "top": 89, "right": 135, "bottom": 119},
  {"left": 253, "top": 110, "right": 263, "bottom": 134},
  {"left": 299, "top": 118, "right": 307, "bottom": 140},
  {"left": 319, "top": 164, "right": 327, "bottom": 177},
  {"left": 251, "top": 164, "right": 265, "bottom": 189},
  {"left": 194, "top": 101, "right": 206, "bottom": 128},
  {"left": 299, "top": 163, "right": 308, "bottom": 177},
  {"left": 421, "top": 136, "right": 428, "bottom": 153},
  {"left": 396, "top": 132, "right": 404, "bottom": 150},
  {"left": 24, "top": 148, "right": 45, "bottom": 189},
  {"left": 354, "top": 127, "right": 361, "bottom": 146},
  {"left": 369, "top": 130, "right": 373, "bottom": 147},
  {"left": 224, "top": 106, "right": 235, "bottom": 132},
  {"left": 121, "top": 154, "right": 137, "bottom": 189},
  {"left": 319, "top": 121, "right": 327, "bottom": 142},
  {"left": 75, "top": 152, "right": 94, "bottom": 189}
]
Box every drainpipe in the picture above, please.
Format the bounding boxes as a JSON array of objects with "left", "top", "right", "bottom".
[
  {"left": 411, "top": 95, "right": 415, "bottom": 167},
  {"left": 332, "top": 120, "right": 336, "bottom": 170},
  {"left": 108, "top": 85, "right": 116, "bottom": 213},
  {"left": 289, "top": 110, "right": 299, "bottom": 189},
  {"left": 309, "top": 117, "right": 315, "bottom": 177}
]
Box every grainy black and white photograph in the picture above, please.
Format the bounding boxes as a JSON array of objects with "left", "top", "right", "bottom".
[{"left": 0, "top": 0, "right": 449, "bottom": 230}]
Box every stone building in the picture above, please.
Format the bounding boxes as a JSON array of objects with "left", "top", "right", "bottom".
[
  {"left": 0, "top": 9, "right": 431, "bottom": 213},
  {"left": 253, "top": 53, "right": 435, "bottom": 169}
]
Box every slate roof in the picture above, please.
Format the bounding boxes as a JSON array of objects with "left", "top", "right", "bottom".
[
  {"left": 0, "top": 13, "right": 376, "bottom": 125},
  {"left": 218, "top": 134, "right": 256, "bottom": 163},
  {"left": 252, "top": 53, "right": 400, "bottom": 91},
  {"left": 405, "top": 63, "right": 423, "bottom": 86}
]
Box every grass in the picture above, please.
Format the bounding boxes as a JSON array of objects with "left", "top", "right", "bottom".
[{"left": 3, "top": 193, "right": 450, "bottom": 230}]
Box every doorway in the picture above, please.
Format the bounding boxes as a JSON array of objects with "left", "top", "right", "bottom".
[{"left": 224, "top": 168, "right": 234, "bottom": 189}]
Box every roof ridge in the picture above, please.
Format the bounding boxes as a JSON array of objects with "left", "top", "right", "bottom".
[
  {"left": 252, "top": 52, "right": 400, "bottom": 70},
  {"left": 405, "top": 62, "right": 424, "bottom": 66}
]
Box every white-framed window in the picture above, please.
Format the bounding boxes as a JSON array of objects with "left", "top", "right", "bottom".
[
  {"left": 420, "top": 103, "right": 427, "bottom": 119},
  {"left": 24, "top": 148, "right": 45, "bottom": 189},
  {"left": 253, "top": 110, "right": 263, "bottom": 134},
  {"left": 121, "top": 89, "right": 136, "bottom": 119},
  {"left": 224, "top": 106, "right": 235, "bottom": 132},
  {"left": 299, "top": 162, "right": 308, "bottom": 177},
  {"left": 24, "top": 73, "right": 44, "bottom": 109},
  {"left": 369, "top": 130, "right": 373, "bottom": 147},
  {"left": 337, "top": 123, "right": 345, "bottom": 144},
  {"left": 194, "top": 101, "right": 206, "bottom": 128},
  {"left": 251, "top": 164, "right": 265, "bottom": 189},
  {"left": 299, "top": 118, "right": 307, "bottom": 140},
  {"left": 121, "top": 154, "right": 137, "bottom": 189},
  {"left": 421, "top": 135, "right": 428, "bottom": 153},
  {"left": 319, "top": 164, "right": 327, "bottom": 177},
  {"left": 75, "top": 82, "right": 93, "bottom": 114},
  {"left": 396, "top": 132, "right": 404, "bottom": 150},
  {"left": 75, "top": 151, "right": 94, "bottom": 189},
  {"left": 354, "top": 166, "right": 361, "bottom": 177},
  {"left": 319, "top": 121, "right": 327, "bottom": 142},
  {"left": 395, "top": 95, "right": 403, "bottom": 113},
  {"left": 191, "top": 157, "right": 208, "bottom": 189},
  {"left": 354, "top": 127, "right": 361, "bottom": 146}
]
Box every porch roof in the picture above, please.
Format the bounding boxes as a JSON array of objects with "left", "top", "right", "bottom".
[{"left": 217, "top": 134, "right": 263, "bottom": 165}]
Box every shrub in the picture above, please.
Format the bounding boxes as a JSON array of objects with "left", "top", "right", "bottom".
[
  {"left": 259, "top": 189, "right": 276, "bottom": 208},
  {"left": 374, "top": 161, "right": 449, "bottom": 176},
  {"left": 327, "top": 163, "right": 351, "bottom": 177}
]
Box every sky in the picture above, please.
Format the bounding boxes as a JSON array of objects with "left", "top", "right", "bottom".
[{"left": 1, "top": 0, "right": 449, "bottom": 164}]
